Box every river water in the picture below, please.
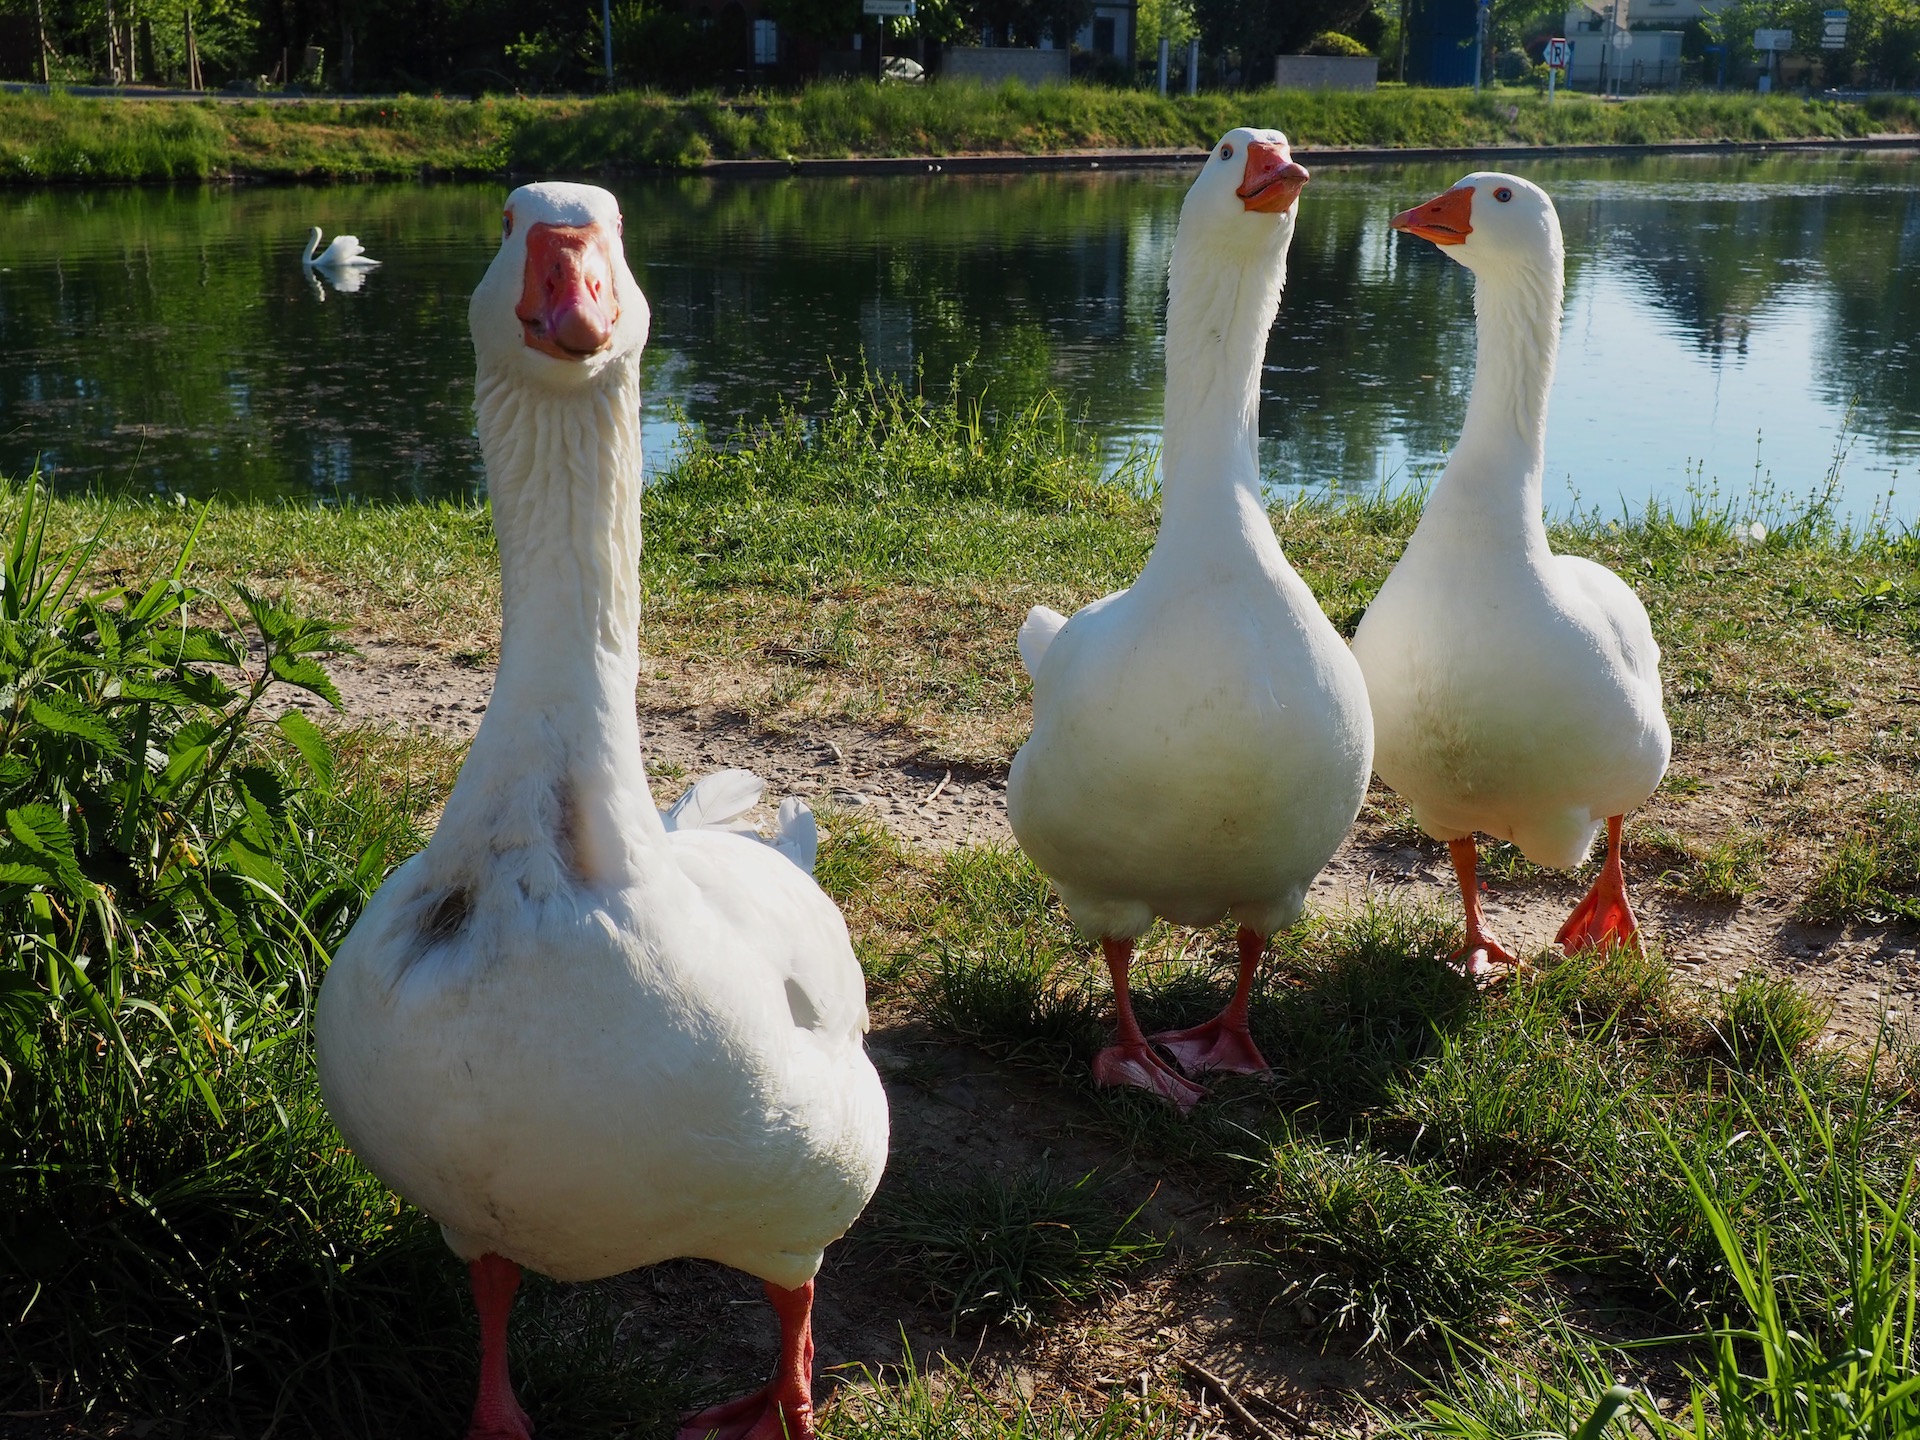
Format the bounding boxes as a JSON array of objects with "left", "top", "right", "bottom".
[{"left": 0, "top": 152, "right": 1915, "bottom": 521}]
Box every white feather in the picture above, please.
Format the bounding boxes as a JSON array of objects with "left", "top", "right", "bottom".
[
  {"left": 772, "top": 797, "right": 820, "bottom": 875},
  {"left": 1017, "top": 606, "right": 1068, "bottom": 679},
  {"left": 660, "top": 767, "right": 765, "bottom": 833}
]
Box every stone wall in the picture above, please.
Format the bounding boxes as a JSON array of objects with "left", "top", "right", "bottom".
[
  {"left": 942, "top": 46, "right": 1072, "bottom": 86},
  {"left": 1272, "top": 54, "right": 1378, "bottom": 90}
]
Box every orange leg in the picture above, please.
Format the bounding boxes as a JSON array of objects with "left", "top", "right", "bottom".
[
  {"left": 676, "top": 1280, "right": 818, "bottom": 1440},
  {"left": 1555, "top": 815, "right": 1640, "bottom": 954},
  {"left": 1449, "top": 836, "right": 1519, "bottom": 978},
  {"left": 466, "top": 1254, "right": 534, "bottom": 1440},
  {"left": 1148, "top": 925, "right": 1272, "bottom": 1077},
  {"left": 1091, "top": 938, "right": 1206, "bottom": 1114}
]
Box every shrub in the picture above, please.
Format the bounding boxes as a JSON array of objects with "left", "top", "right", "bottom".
[{"left": 1304, "top": 31, "right": 1372, "bottom": 55}]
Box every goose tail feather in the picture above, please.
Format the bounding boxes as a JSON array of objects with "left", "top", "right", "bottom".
[
  {"left": 660, "top": 768, "right": 766, "bottom": 833},
  {"left": 773, "top": 797, "right": 819, "bottom": 875},
  {"left": 1017, "top": 606, "right": 1069, "bottom": 679}
]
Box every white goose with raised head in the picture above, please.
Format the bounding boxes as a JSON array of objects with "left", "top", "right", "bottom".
[
  {"left": 1007, "top": 129, "right": 1374, "bottom": 1113},
  {"left": 1351, "top": 172, "right": 1670, "bottom": 972},
  {"left": 316, "top": 182, "right": 887, "bottom": 1440}
]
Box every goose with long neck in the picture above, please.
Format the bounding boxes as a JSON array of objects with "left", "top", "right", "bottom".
[
  {"left": 1007, "top": 129, "right": 1373, "bottom": 1111},
  {"left": 316, "top": 182, "right": 888, "bottom": 1440},
  {"left": 1351, "top": 173, "right": 1670, "bottom": 971}
]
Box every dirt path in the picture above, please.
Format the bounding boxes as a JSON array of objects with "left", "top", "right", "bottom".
[{"left": 297, "top": 643, "right": 1917, "bottom": 1052}]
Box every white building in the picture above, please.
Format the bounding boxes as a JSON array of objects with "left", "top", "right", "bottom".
[
  {"left": 1560, "top": 0, "right": 1707, "bottom": 88},
  {"left": 1070, "top": 0, "right": 1138, "bottom": 66}
]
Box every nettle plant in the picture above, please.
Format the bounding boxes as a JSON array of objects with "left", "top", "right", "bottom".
[{"left": 0, "top": 482, "right": 358, "bottom": 1107}]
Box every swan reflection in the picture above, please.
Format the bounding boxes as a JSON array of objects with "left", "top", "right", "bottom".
[{"left": 305, "top": 264, "right": 373, "bottom": 300}]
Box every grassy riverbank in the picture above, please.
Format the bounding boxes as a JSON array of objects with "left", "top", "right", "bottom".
[
  {"left": 1, "top": 83, "right": 1917, "bottom": 182},
  {"left": 3, "top": 378, "right": 1918, "bottom": 1435}
]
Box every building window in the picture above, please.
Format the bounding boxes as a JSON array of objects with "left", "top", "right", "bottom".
[
  {"left": 754, "top": 17, "right": 778, "bottom": 64},
  {"left": 1094, "top": 15, "right": 1116, "bottom": 52}
]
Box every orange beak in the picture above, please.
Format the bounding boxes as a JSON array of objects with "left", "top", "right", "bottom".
[
  {"left": 517, "top": 222, "right": 619, "bottom": 360},
  {"left": 1391, "top": 186, "right": 1473, "bottom": 246},
  {"left": 1237, "top": 140, "right": 1310, "bottom": 214}
]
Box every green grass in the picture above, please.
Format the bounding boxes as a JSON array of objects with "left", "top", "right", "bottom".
[
  {"left": 859, "top": 1164, "right": 1163, "bottom": 1330},
  {"left": 853, "top": 823, "right": 1915, "bottom": 1353},
  {"left": 1642, "top": 822, "right": 1771, "bottom": 903},
  {"left": 1701, "top": 968, "right": 1832, "bottom": 1073},
  {"left": 1800, "top": 794, "right": 1920, "bottom": 925},
  {"left": 825, "top": 1359, "right": 1186, "bottom": 1438},
  {"left": 8, "top": 374, "right": 1920, "bottom": 1433},
  {"left": 1244, "top": 1134, "right": 1543, "bottom": 1349},
  {"left": 1, "top": 85, "right": 1917, "bottom": 182},
  {"left": 1378, "top": 1061, "right": 1920, "bottom": 1440}
]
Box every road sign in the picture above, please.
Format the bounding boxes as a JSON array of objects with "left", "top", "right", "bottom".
[
  {"left": 861, "top": 0, "right": 915, "bottom": 14},
  {"left": 1754, "top": 27, "right": 1793, "bottom": 50},
  {"left": 1545, "top": 36, "right": 1570, "bottom": 69},
  {"left": 1822, "top": 8, "right": 1848, "bottom": 47},
  {"left": 1612, "top": 27, "right": 1632, "bottom": 48}
]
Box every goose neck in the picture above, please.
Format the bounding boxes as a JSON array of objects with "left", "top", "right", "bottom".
[
  {"left": 479, "top": 362, "right": 645, "bottom": 701},
  {"left": 1157, "top": 236, "right": 1285, "bottom": 538},
  {"left": 1427, "top": 255, "right": 1561, "bottom": 546},
  {"left": 459, "top": 355, "right": 663, "bottom": 880}
]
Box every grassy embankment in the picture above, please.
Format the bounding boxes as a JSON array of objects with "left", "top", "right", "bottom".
[
  {"left": 0, "top": 83, "right": 1917, "bottom": 182},
  {"left": 3, "top": 377, "right": 1919, "bottom": 1436}
]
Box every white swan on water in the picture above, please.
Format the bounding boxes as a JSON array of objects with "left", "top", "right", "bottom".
[
  {"left": 315, "top": 182, "right": 885, "bottom": 1440},
  {"left": 302, "top": 226, "right": 380, "bottom": 271}
]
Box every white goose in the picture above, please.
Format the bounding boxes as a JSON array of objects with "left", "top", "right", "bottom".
[
  {"left": 316, "top": 183, "right": 887, "bottom": 1440},
  {"left": 1351, "top": 173, "right": 1670, "bottom": 971},
  {"left": 1007, "top": 129, "right": 1374, "bottom": 1112},
  {"left": 302, "top": 225, "right": 380, "bottom": 272}
]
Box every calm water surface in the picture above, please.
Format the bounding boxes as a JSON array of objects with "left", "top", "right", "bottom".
[{"left": 1, "top": 153, "right": 1916, "bottom": 520}]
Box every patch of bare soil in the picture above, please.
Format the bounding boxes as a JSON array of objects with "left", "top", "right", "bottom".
[{"left": 305, "top": 643, "right": 1918, "bottom": 1054}]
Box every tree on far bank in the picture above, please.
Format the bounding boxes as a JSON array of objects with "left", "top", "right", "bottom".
[
  {"left": 1135, "top": 0, "right": 1197, "bottom": 57},
  {"left": 970, "top": 0, "right": 1095, "bottom": 46},
  {"left": 1189, "top": 0, "right": 1376, "bottom": 76}
]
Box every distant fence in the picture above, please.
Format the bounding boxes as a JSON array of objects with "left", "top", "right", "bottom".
[
  {"left": 942, "top": 47, "right": 1071, "bottom": 86},
  {"left": 1273, "top": 55, "right": 1378, "bottom": 91}
]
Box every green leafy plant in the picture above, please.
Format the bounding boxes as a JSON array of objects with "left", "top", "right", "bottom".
[{"left": 0, "top": 482, "right": 356, "bottom": 1102}]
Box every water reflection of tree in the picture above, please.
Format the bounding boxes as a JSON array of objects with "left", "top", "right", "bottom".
[
  {"left": 617, "top": 170, "right": 1490, "bottom": 497},
  {"left": 0, "top": 183, "right": 501, "bottom": 501},
  {"left": 1567, "top": 156, "right": 1920, "bottom": 460},
  {"left": 616, "top": 173, "right": 1180, "bottom": 445},
  {"left": 0, "top": 158, "right": 1913, "bottom": 505}
]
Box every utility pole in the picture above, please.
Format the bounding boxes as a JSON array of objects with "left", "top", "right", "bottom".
[
  {"left": 602, "top": 0, "right": 613, "bottom": 82},
  {"left": 1157, "top": 36, "right": 1168, "bottom": 94},
  {"left": 1185, "top": 36, "right": 1197, "bottom": 93}
]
